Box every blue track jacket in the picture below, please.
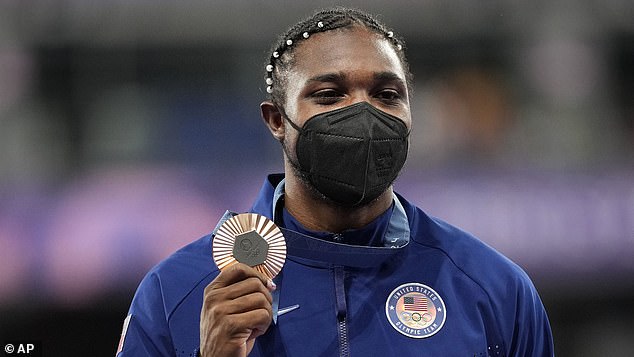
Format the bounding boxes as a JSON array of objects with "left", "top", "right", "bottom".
[{"left": 117, "top": 174, "right": 554, "bottom": 356}]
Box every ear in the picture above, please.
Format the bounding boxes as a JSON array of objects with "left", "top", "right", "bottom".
[{"left": 260, "top": 101, "right": 285, "bottom": 141}]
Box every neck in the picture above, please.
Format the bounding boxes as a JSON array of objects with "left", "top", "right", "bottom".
[{"left": 283, "top": 167, "right": 393, "bottom": 233}]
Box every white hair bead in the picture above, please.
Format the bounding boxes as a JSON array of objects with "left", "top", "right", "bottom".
[
  {"left": 266, "top": 86, "right": 273, "bottom": 93},
  {"left": 266, "top": 78, "right": 273, "bottom": 85},
  {"left": 273, "top": 51, "right": 279, "bottom": 58},
  {"left": 387, "top": 31, "right": 394, "bottom": 38},
  {"left": 286, "top": 39, "right": 293, "bottom": 46},
  {"left": 266, "top": 64, "right": 273, "bottom": 72},
  {"left": 303, "top": 32, "right": 309, "bottom": 39},
  {"left": 317, "top": 21, "right": 324, "bottom": 28},
  {"left": 397, "top": 44, "right": 402, "bottom": 50}
]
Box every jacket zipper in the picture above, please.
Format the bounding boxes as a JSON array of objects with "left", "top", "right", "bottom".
[{"left": 334, "top": 265, "right": 350, "bottom": 357}]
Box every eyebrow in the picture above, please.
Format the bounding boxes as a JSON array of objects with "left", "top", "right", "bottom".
[
  {"left": 307, "top": 72, "right": 347, "bottom": 84},
  {"left": 373, "top": 71, "right": 405, "bottom": 85},
  {"left": 306, "top": 71, "right": 406, "bottom": 86}
]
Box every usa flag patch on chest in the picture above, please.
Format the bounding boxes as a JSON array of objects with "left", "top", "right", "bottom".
[{"left": 385, "top": 283, "right": 447, "bottom": 338}]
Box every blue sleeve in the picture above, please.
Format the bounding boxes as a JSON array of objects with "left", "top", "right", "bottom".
[
  {"left": 117, "top": 272, "right": 176, "bottom": 356},
  {"left": 505, "top": 271, "right": 555, "bottom": 357}
]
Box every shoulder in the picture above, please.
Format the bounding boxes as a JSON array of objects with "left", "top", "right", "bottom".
[
  {"left": 401, "top": 194, "right": 532, "bottom": 291},
  {"left": 131, "top": 235, "right": 218, "bottom": 318},
  {"left": 400, "top": 195, "right": 553, "bottom": 353},
  {"left": 121, "top": 235, "right": 218, "bottom": 355}
]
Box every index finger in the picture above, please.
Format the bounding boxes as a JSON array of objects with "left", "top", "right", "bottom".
[{"left": 212, "top": 263, "right": 275, "bottom": 291}]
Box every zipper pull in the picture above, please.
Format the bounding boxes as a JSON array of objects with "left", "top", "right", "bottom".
[{"left": 334, "top": 266, "right": 350, "bottom": 357}]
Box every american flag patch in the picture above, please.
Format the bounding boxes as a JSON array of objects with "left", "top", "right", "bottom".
[
  {"left": 386, "top": 283, "right": 447, "bottom": 339},
  {"left": 403, "top": 296, "right": 428, "bottom": 311}
]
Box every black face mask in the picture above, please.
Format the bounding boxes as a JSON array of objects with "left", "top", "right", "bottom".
[{"left": 284, "top": 102, "right": 409, "bottom": 207}]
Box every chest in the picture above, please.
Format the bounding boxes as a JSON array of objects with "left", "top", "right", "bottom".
[{"left": 249, "top": 256, "right": 507, "bottom": 357}]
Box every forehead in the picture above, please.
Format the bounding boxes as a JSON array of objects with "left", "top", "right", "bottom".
[{"left": 288, "top": 26, "right": 406, "bottom": 82}]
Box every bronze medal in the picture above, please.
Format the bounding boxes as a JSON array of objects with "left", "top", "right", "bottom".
[{"left": 213, "top": 213, "right": 286, "bottom": 279}]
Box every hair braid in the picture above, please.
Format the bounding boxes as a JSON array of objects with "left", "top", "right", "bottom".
[{"left": 264, "top": 7, "right": 411, "bottom": 108}]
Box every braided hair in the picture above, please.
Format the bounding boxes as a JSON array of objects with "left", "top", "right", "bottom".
[{"left": 264, "top": 7, "right": 412, "bottom": 108}]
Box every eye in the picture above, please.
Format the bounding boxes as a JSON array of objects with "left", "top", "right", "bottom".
[
  {"left": 375, "top": 89, "right": 402, "bottom": 104},
  {"left": 311, "top": 89, "right": 344, "bottom": 105}
]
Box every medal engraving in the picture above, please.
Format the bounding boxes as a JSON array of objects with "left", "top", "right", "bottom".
[
  {"left": 213, "top": 213, "right": 286, "bottom": 279},
  {"left": 232, "top": 230, "right": 269, "bottom": 267}
]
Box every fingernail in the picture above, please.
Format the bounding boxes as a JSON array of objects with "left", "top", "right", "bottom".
[{"left": 267, "top": 279, "right": 277, "bottom": 291}]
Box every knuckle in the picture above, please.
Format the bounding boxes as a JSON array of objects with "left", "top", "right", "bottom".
[
  {"left": 203, "top": 282, "right": 216, "bottom": 295},
  {"left": 255, "top": 308, "right": 272, "bottom": 323},
  {"left": 203, "top": 288, "right": 221, "bottom": 305},
  {"left": 245, "top": 276, "right": 263, "bottom": 289},
  {"left": 207, "top": 303, "right": 226, "bottom": 320},
  {"left": 230, "top": 263, "right": 248, "bottom": 276}
]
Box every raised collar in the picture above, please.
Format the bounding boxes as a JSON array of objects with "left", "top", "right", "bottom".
[
  {"left": 216, "top": 174, "right": 411, "bottom": 267},
  {"left": 271, "top": 178, "right": 409, "bottom": 249}
]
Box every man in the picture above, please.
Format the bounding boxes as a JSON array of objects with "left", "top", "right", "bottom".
[{"left": 117, "top": 8, "right": 554, "bottom": 357}]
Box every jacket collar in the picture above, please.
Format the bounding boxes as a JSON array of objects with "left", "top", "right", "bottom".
[{"left": 248, "top": 174, "right": 410, "bottom": 267}]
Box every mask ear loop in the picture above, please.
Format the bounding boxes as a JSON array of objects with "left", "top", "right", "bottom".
[
  {"left": 283, "top": 114, "right": 304, "bottom": 133},
  {"left": 278, "top": 108, "right": 315, "bottom": 185},
  {"left": 274, "top": 104, "right": 303, "bottom": 134}
]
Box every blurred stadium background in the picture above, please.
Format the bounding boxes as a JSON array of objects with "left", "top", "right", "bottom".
[{"left": 0, "top": 1, "right": 633, "bottom": 356}]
